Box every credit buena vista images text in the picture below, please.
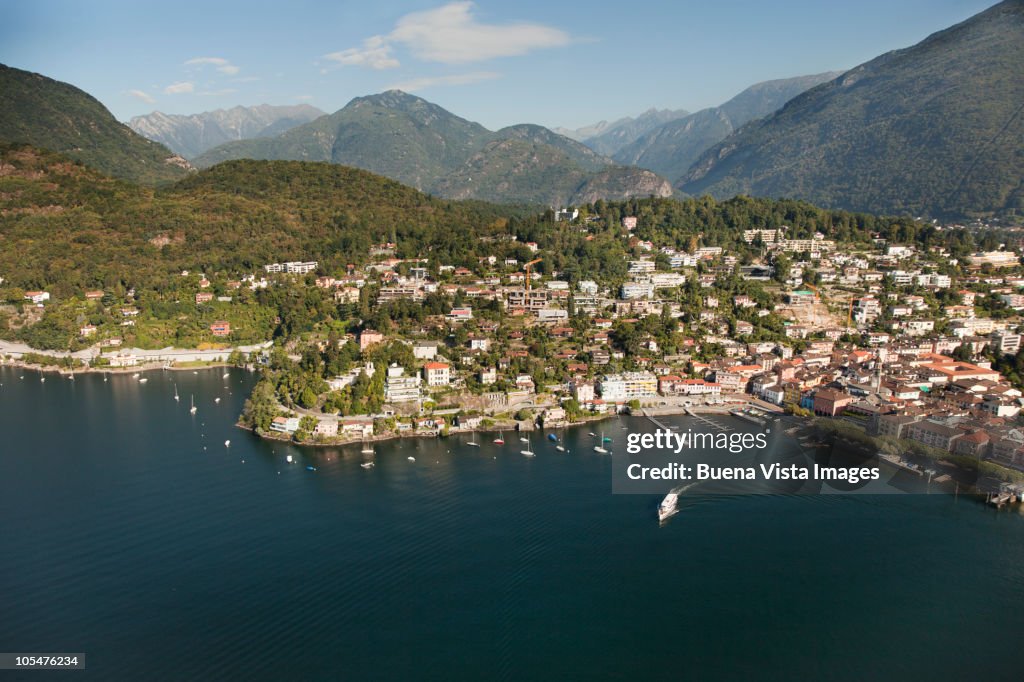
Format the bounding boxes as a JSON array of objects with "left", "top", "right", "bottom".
[{"left": 626, "top": 462, "right": 881, "bottom": 484}]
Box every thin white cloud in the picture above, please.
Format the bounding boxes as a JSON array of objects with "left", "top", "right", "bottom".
[
  {"left": 387, "top": 71, "right": 499, "bottom": 92},
  {"left": 323, "top": 35, "right": 400, "bottom": 70},
  {"left": 127, "top": 89, "right": 155, "bottom": 104},
  {"left": 163, "top": 81, "right": 195, "bottom": 94},
  {"left": 325, "top": 2, "right": 570, "bottom": 70},
  {"left": 185, "top": 56, "right": 240, "bottom": 75},
  {"left": 391, "top": 2, "right": 570, "bottom": 64},
  {"left": 196, "top": 88, "right": 238, "bottom": 96}
]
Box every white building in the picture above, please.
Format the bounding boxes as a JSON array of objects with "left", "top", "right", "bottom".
[
  {"left": 621, "top": 283, "right": 654, "bottom": 300},
  {"left": 264, "top": 261, "right": 318, "bottom": 274},
  {"left": 423, "top": 362, "right": 451, "bottom": 387},
  {"left": 384, "top": 364, "right": 421, "bottom": 403},
  {"left": 270, "top": 416, "right": 301, "bottom": 434},
  {"left": 597, "top": 372, "right": 658, "bottom": 401}
]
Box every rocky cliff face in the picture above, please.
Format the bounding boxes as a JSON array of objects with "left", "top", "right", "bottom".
[{"left": 570, "top": 168, "right": 674, "bottom": 205}]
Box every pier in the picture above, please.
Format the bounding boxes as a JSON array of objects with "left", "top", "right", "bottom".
[
  {"left": 728, "top": 407, "right": 769, "bottom": 427},
  {"left": 987, "top": 484, "right": 1022, "bottom": 508},
  {"left": 680, "top": 408, "right": 732, "bottom": 432}
]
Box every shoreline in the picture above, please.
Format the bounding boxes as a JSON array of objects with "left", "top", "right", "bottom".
[
  {"left": 240, "top": 404, "right": 756, "bottom": 450},
  {"left": 0, "top": 357, "right": 251, "bottom": 376}
]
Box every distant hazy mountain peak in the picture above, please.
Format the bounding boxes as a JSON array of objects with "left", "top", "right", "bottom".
[
  {"left": 128, "top": 103, "right": 325, "bottom": 159},
  {"left": 611, "top": 71, "right": 841, "bottom": 180}
]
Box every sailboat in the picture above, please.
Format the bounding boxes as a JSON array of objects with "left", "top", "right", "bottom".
[
  {"left": 521, "top": 439, "right": 536, "bottom": 457},
  {"left": 492, "top": 436, "right": 505, "bottom": 445},
  {"left": 190, "top": 395, "right": 197, "bottom": 415},
  {"left": 594, "top": 430, "right": 609, "bottom": 454},
  {"left": 467, "top": 437, "right": 480, "bottom": 447},
  {"left": 174, "top": 384, "right": 180, "bottom": 402}
]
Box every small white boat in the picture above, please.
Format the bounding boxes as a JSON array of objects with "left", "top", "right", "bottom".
[
  {"left": 493, "top": 437, "right": 505, "bottom": 445},
  {"left": 658, "top": 493, "right": 680, "bottom": 523},
  {"left": 286, "top": 455, "right": 294, "bottom": 463},
  {"left": 139, "top": 377, "right": 148, "bottom": 383},
  {"left": 224, "top": 440, "right": 231, "bottom": 447},
  {"left": 407, "top": 456, "right": 416, "bottom": 462},
  {"left": 594, "top": 430, "right": 609, "bottom": 454},
  {"left": 361, "top": 461, "right": 375, "bottom": 469},
  {"left": 132, "top": 373, "right": 140, "bottom": 379},
  {"left": 521, "top": 441, "right": 535, "bottom": 457},
  {"left": 519, "top": 437, "right": 529, "bottom": 443},
  {"left": 588, "top": 432, "right": 595, "bottom": 437},
  {"left": 103, "top": 375, "right": 107, "bottom": 382},
  {"left": 214, "top": 397, "right": 221, "bottom": 403},
  {"left": 174, "top": 384, "right": 179, "bottom": 402},
  {"left": 40, "top": 377, "right": 45, "bottom": 382},
  {"left": 222, "top": 372, "right": 230, "bottom": 379},
  {"left": 467, "top": 440, "right": 479, "bottom": 447},
  {"left": 555, "top": 445, "right": 566, "bottom": 452},
  {"left": 189, "top": 395, "right": 197, "bottom": 415}
]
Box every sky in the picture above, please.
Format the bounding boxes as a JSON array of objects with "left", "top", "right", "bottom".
[{"left": 0, "top": 0, "right": 998, "bottom": 131}]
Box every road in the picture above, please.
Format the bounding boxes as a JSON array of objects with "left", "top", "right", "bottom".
[{"left": 0, "top": 340, "right": 273, "bottom": 365}]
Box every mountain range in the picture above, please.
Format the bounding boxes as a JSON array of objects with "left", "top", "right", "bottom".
[
  {"left": 0, "top": 64, "right": 188, "bottom": 184},
  {"left": 192, "top": 90, "right": 674, "bottom": 206},
  {"left": 554, "top": 108, "right": 690, "bottom": 156},
  {"left": 127, "top": 104, "right": 325, "bottom": 159},
  {"left": 1, "top": 0, "right": 1020, "bottom": 217},
  {"left": 678, "top": 0, "right": 1024, "bottom": 218},
  {"left": 611, "top": 73, "right": 841, "bottom": 181}
]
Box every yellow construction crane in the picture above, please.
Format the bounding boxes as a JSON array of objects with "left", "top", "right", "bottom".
[{"left": 524, "top": 258, "right": 542, "bottom": 291}]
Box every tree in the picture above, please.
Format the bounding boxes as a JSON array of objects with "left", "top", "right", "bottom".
[
  {"left": 951, "top": 344, "right": 973, "bottom": 362},
  {"left": 298, "top": 386, "right": 318, "bottom": 409}
]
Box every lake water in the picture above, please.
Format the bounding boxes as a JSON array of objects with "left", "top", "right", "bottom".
[{"left": 1, "top": 366, "right": 1023, "bottom": 680}]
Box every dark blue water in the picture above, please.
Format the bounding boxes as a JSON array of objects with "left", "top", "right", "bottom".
[{"left": 1, "top": 366, "right": 1023, "bottom": 681}]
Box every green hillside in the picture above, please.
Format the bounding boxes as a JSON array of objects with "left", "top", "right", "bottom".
[
  {"left": 0, "top": 144, "right": 520, "bottom": 297},
  {"left": 0, "top": 64, "right": 189, "bottom": 185},
  {"left": 678, "top": 1, "right": 1024, "bottom": 218}
]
